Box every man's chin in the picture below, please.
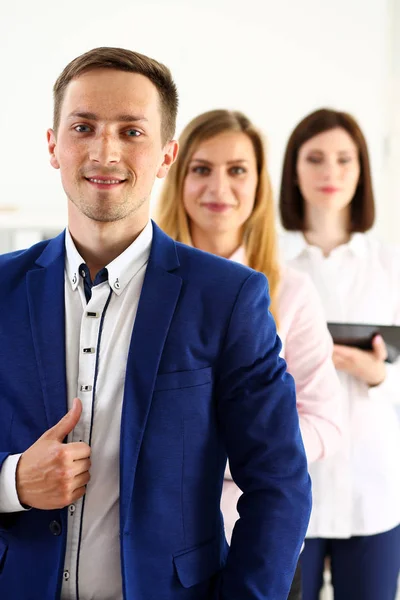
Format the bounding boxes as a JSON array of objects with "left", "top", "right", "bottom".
[
  {"left": 68, "top": 197, "right": 125, "bottom": 223},
  {"left": 81, "top": 209, "right": 127, "bottom": 223},
  {"left": 68, "top": 194, "right": 149, "bottom": 224}
]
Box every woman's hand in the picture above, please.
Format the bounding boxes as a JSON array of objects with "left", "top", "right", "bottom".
[{"left": 333, "top": 334, "right": 387, "bottom": 387}]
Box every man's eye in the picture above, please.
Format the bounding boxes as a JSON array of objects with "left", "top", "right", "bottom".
[
  {"left": 125, "top": 129, "right": 141, "bottom": 137},
  {"left": 74, "top": 125, "right": 91, "bottom": 133}
]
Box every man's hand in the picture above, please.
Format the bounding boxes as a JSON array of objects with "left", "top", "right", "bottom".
[
  {"left": 333, "top": 334, "right": 387, "bottom": 387},
  {"left": 16, "top": 397, "right": 91, "bottom": 510}
]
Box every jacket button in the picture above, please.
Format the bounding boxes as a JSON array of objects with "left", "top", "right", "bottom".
[{"left": 49, "top": 520, "right": 62, "bottom": 536}]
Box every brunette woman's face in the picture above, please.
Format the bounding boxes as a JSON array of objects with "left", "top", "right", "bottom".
[
  {"left": 296, "top": 127, "right": 361, "bottom": 215},
  {"left": 182, "top": 132, "right": 258, "bottom": 238}
]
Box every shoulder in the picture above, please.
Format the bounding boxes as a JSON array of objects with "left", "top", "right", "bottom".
[
  {"left": 175, "top": 241, "right": 265, "bottom": 290},
  {"left": 151, "top": 224, "right": 268, "bottom": 307},
  {"left": 0, "top": 239, "right": 51, "bottom": 271},
  {"left": 356, "top": 235, "right": 400, "bottom": 282},
  {"left": 278, "top": 231, "right": 305, "bottom": 262},
  {"left": 279, "top": 265, "right": 318, "bottom": 307},
  {"left": 278, "top": 264, "right": 327, "bottom": 338},
  {"left": 362, "top": 234, "right": 400, "bottom": 262},
  {"left": 280, "top": 264, "right": 312, "bottom": 290},
  {"left": 172, "top": 243, "right": 271, "bottom": 320},
  {"left": 0, "top": 235, "right": 63, "bottom": 297}
]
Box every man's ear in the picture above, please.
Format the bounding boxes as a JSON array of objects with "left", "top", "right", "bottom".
[
  {"left": 47, "top": 129, "right": 60, "bottom": 170},
  {"left": 156, "top": 140, "right": 179, "bottom": 179}
]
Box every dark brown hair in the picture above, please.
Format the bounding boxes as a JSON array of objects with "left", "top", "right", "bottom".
[
  {"left": 279, "top": 108, "right": 375, "bottom": 232},
  {"left": 53, "top": 47, "right": 178, "bottom": 144}
]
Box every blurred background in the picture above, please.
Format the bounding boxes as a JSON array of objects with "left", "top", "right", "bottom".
[
  {"left": 1, "top": 0, "right": 399, "bottom": 252},
  {"left": 1, "top": 1, "right": 399, "bottom": 597}
]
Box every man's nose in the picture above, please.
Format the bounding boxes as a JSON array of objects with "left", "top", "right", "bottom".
[{"left": 89, "top": 133, "right": 121, "bottom": 165}]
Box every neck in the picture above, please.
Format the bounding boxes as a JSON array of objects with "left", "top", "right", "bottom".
[
  {"left": 304, "top": 205, "right": 351, "bottom": 256},
  {"left": 190, "top": 226, "right": 242, "bottom": 259},
  {"left": 68, "top": 203, "right": 149, "bottom": 278}
]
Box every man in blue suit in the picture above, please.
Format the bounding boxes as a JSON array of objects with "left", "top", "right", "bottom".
[{"left": 0, "top": 47, "right": 311, "bottom": 599}]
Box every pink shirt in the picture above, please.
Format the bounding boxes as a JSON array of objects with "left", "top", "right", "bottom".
[{"left": 221, "top": 247, "right": 342, "bottom": 542}]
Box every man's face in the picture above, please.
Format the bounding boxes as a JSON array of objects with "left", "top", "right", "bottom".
[{"left": 47, "top": 69, "right": 177, "bottom": 224}]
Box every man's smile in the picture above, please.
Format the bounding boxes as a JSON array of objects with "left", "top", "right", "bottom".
[{"left": 84, "top": 176, "right": 127, "bottom": 189}]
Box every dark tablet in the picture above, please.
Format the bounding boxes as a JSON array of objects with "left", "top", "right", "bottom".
[{"left": 327, "top": 323, "right": 400, "bottom": 363}]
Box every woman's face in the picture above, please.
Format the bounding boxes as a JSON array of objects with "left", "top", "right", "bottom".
[
  {"left": 182, "top": 131, "right": 258, "bottom": 239},
  {"left": 296, "top": 127, "right": 361, "bottom": 215}
]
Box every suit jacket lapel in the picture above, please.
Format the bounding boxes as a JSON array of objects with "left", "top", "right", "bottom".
[
  {"left": 26, "top": 232, "right": 67, "bottom": 430},
  {"left": 120, "top": 223, "right": 182, "bottom": 531}
]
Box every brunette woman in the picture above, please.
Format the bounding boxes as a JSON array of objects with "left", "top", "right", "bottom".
[{"left": 279, "top": 108, "right": 400, "bottom": 600}]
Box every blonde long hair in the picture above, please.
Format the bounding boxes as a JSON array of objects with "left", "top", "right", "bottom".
[{"left": 156, "top": 109, "right": 281, "bottom": 321}]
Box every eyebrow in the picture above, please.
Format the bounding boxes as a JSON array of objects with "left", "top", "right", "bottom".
[
  {"left": 306, "top": 148, "right": 356, "bottom": 155},
  {"left": 190, "top": 158, "right": 249, "bottom": 165},
  {"left": 67, "top": 111, "right": 148, "bottom": 123}
]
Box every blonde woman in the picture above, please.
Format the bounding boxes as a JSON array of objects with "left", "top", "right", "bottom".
[{"left": 156, "top": 109, "right": 342, "bottom": 600}]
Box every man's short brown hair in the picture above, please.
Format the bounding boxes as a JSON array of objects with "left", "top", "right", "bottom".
[
  {"left": 53, "top": 47, "right": 178, "bottom": 144},
  {"left": 279, "top": 108, "right": 375, "bottom": 232}
]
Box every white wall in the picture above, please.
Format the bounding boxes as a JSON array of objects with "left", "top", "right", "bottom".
[
  {"left": 383, "top": 0, "right": 400, "bottom": 243},
  {"left": 0, "top": 0, "right": 392, "bottom": 239}
]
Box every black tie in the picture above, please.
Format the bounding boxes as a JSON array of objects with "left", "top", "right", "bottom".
[{"left": 79, "top": 264, "right": 109, "bottom": 303}]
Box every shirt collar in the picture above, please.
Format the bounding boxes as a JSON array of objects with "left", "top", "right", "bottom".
[
  {"left": 65, "top": 229, "right": 84, "bottom": 291},
  {"left": 280, "top": 231, "right": 367, "bottom": 261},
  {"left": 65, "top": 220, "right": 153, "bottom": 295},
  {"left": 228, "top": 246, "right": 247, "bottom": 265}
]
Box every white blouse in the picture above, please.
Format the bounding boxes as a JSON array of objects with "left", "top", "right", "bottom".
[{"left": 281, "top": 232, "right": 400, "bottom": 538}]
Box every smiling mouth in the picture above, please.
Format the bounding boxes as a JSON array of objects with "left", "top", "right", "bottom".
[
  {"left": 85, "top": 177, "right": 126, "bottom": 185},
  {"left": 201, "top": 203, "right": 234, "bottom": 212}
]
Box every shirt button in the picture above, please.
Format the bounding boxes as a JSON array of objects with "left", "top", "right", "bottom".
[
  {"left": 68, "top": 504, "right": 76, "bottom": 516},
  {"left": 80, "top": 385, "right": 93, "bottom": 392},
  {"left": 49, "top": 520, "right": 62, "bottom": 536},
  {"left": 63, "top": 570, "right": 70, "bottom": 581}
]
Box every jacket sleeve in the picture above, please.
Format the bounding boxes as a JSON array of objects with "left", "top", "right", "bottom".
[{"left": 216, "top": 271, "right": 311, "bottom": 600}]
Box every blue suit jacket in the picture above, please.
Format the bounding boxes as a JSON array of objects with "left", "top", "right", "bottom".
[{"left": 0, "top": 222, "right": 311, "bottom": 599}]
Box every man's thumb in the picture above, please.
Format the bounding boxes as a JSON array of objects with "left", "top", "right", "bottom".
[{"left": 42, "top": 397, "right": 82, "bottom": 442}]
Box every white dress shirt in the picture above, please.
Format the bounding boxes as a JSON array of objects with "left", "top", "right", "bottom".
[
  {"left": 281, "top": 231, "right": 400, "bottom": 538},
  {"left": 0, "top": 221, "right": 153, "bottom": 599}
]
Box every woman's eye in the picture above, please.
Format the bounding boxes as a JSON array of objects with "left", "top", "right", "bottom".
[
  {"left": 191, "top": 166, "right": 210, "bottom": 175},
  {"left": 306, "top": 156, "right": 322, "bottom": 164},
  {"left": 229, "top": 166, "right": 246, "bottom": 175},
  {"left": 74, "top": 125, "right": 91, "bottom": 133},
  {"left": 125, "top": 129, "right": 141, "bottom": 137},
  {"left": 338, "top": 157, "right": 352, "bottom": 164}
]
